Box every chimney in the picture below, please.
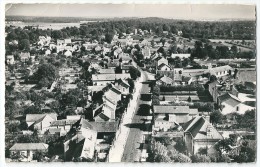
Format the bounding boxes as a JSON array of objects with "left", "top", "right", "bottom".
[{"left": 206, "top": 124, "right": 213, "bottom": 138}]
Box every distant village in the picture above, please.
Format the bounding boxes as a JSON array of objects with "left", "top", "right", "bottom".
[{"left": 5, "top": 22, "right": 256, "bottom": 163}]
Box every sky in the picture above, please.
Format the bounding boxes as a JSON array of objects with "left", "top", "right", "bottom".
[{"left": 5, "top": 3, "right": 256, "bottom": 20}]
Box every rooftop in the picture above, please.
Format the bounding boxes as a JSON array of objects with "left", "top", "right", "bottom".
[
  {"left": 10, "top": 143, "right": 49, "bottom": 151},
  {"left": 153, "top": 105, "right": 191, "bottom": 114}
]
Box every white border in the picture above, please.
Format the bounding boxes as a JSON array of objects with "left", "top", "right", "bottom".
[{"left": 0, "top": 1, "right": 259, "bottom": 167}]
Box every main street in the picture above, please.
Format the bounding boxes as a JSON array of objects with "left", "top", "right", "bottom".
[{"left": 121, "top": 70, "right": 152, "bottom": 162}]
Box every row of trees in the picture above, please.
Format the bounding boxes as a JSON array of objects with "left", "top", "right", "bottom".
[{"left": 191, "top": 41, "right": 255, "bottom": 60}]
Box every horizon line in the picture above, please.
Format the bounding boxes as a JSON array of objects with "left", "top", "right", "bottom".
[{"left": 5, "top": 15, "right": 256, "bottom": 22}]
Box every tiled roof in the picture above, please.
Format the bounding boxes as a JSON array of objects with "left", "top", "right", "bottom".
[
  {"left": 78, "top": 119, "right": 117, "bottom": 132},
  {"left": 88, "top": 86, "right": 106, "bottom": 93},
  {"left": 90, "top": 121, "right": 118, "bottom": 132},
  {"left": 26, "top": 113, "right": 57, "bottom": 122},
  {"left": 95, "top": 112, "right": 110, "bottom": 121},
  {"left": 218, "top": 93, "right": 241, "bottom": 107},
  {"left": 183, "top": 116, "right": 223, "bottom": 140},
  {"left": 92, "top": 74, "right": 131, "bottom": 81},
  {"left": 157, "top": 63, "right": 171, "bottom": 70},
  {"left": 98, "top": 68, "right": 115, "bottom": 74},
  {"left": 116, "top": 79, "right": 130, "bottom": 88},
  {"left": 10, "top": 143, "right": 49, "bottom": 151},
  {"left": 153, "top": 106, "right": 190, "bottom": 114},
  {"left": 51, "top": 119, "right": 78, "bottom": 126},
  {"left": 160, "top": 75, "right": 173, "bottom": 84},
  {"left": 207, "top": 65, "right": 232, "bottom": 75}
]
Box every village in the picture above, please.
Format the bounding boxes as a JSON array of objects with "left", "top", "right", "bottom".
[{"left": 4, "top": 17, "right": 256, "bottom": 163}]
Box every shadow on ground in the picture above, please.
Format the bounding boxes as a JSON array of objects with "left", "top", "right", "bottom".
[{"left": 136, "top": 104, "right": 151, "bottom": 116}]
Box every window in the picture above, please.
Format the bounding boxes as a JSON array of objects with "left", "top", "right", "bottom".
[{"left": 236, "top": 106, "right": 239, "bottom": 111}]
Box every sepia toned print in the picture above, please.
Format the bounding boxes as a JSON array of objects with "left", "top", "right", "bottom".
[{"left": 4, "top": 3, "right": 256, "bottom": 163}]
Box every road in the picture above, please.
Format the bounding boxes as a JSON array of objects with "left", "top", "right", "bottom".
[{"left": 121, "top": 71, "right": 152, "bottom": 162}]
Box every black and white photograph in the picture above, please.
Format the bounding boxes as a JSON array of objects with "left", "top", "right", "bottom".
[{"left": 2, "top": 1, "right": 258, "bottom": 164}]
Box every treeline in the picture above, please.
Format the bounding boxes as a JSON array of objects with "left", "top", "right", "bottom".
[{"left": 191, "top": 41, "right": 255, "bottom": 60}]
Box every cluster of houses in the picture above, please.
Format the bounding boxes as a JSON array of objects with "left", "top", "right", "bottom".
[
  {"left": 5, "top": 27, "right": 256, "bottom": 162},
  {"left": 144, "top": 43, "right": 256, "bottom": 156},
  {"left": 6, "top": 31, "right": 145, "bottom": 162}
]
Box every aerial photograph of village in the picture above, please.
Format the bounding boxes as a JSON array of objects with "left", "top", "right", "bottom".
[{"left": 4, "top": 3, "right": 257, "bottom": 163}]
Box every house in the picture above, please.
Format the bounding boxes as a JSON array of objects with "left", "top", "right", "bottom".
[
  {"left": 182, "top": 76, "right": 193, "bottom": 85},
  {"left": 98, "top": 68, "right": 115, "bottom": 74},
  {"left": 102, "top": 47, "right": 111, "bottom": 56},
  {"left": 64, "top": 50, "right": 72, "bottom": 57},
  {"left": 140, "top": 39, "right": 149, "bottom": 46},
  {"left": 92, "top": 74, "right": 131, "bottom": 86},
  {"left": 153, "top": 106, "right": 199, "bottom": 132},
  {"left": 118, "top": 53, "right": 132, "bottom": 64},
  {"left": 177, "top": 30, "right": 183, "bottom": 36},
  {"left": 171, "top": 53, "right": 190, "bottom": 59},
  {"left": 64, "top": 38, "right": 72, "bottom": 44},
  {"left": 107, "top": 59, "right": 120, "bottom": 69},
  {"left": 163, "top": 31, "right": 169, "bottom": 35},
  {"left": 45, "top": 49, "right": 51, "bottom": 56},
  {"left": 156, "top": 75, "right": 173, "bottom": 86},
  {"left": 218, "top": 93, "right": 255, "bottom": 115},
  {"left": 6, "top": 55, "right": 15, "bottom": 65},
  {"left": 64, "top": 118, "right": 118, "bottom": 161},
  {"left": 93, "top": 103, "right": 116, "bottom": 122},
  {"left": 207, "top": 80, "right": 221, "bottom": 102},
  {"left": 156, "top": 57, "right": 168, "bottom": 67},
  {"left": 206, "top": 65, "right": 233, "bottom": 78},
  {"left": 50, "top": 119, "right": 79, "bottom": 133},
  {"left": 64, "top": 119, "right": 97, "bottom": 161},
  {"left": 157, "top": 63, "right": 171, "bottom": 71},
  {"left": 114, "top": 79, "right": 130, "bottom": 95},
  {"left": 61, "top": 84, "right": 77, "bottom": 93},
  {"left": 20, "top": 52, "right": 30, "bottom": 62},
  {"left": 26, "top": 113, "right": 57, "bottom": 133},
  {"left": 173, "top": 68, "right": 183, "bottom": 81},
  {"left": 142, "top": 46, "right": 151, "bottom": 59},
  {"left": 103, "top": 86, "right": 122, "bottom": 104},
  {"left": 9, "top": 143, "right": 49, "bottom": 162},
  {"left": 57, "top": 39, "right": 65, "bottom": 46},
  {"left": 182, "top": 116, "right": 223, "bottom": 154},
  {"left": 121, "top": 65, "right": 133, "bottom": 74}
]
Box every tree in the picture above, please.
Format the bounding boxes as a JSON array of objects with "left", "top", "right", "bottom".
[
  {"left": 157, "top": 47, "right": 166, "bottom": 56},
  {"left": 51, "top": 30, "right": 63, "bottom": 39},
  {"left": 234, "top": 146, "right": 255, "bottom": 163},
  {"left": 32, "top": 63, "right": 59, "bottom": 88},
  {"left": 160, "top": 38, "right": 166, "bottom": 46},
  {"left": 174, "top": 138, "right": 187, "bottom": 153},
  {"left": 127, "top": 79, "right": 135, "bottom": 93},
  {"left": 233, "top": 69, "right": 238, "bottom": 79},
  {"left": 152, "top": 142, "right": 172, "bottom": 162},
  {"left": 209, "top": 75, "right": 217, "bottom": 82},
  {"left": 162, "top": 96, "right": 165, "bottom": 101},
  {"left": 156, "top": 26, "right": 163, "bottom": 35},
  {"left": 105, "top": 33, "right": 114, "bottom": 43},
  {"left": 18, "top": 39, "right": 30, "bottom": 51},
  {"left": 33, "top": 151, "right": 45, "bottom": 162},
  {"left": 129, "top": 66, "right": 141, "bottom": 80},
  {"left": 191, "top": 154, "right": 211, "bottom": 163},
  {"left": 210, "top": 111, "right": 223, "bottom": 125}
]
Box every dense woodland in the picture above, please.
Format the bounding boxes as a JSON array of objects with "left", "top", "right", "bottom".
[{"left": 6, "top": 16, "right": 256, "bottom": 40}]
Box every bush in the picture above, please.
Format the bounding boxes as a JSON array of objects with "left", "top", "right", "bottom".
[{"left": 160, "top": 84, "right": 205, "bottom": 92}]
